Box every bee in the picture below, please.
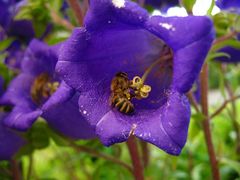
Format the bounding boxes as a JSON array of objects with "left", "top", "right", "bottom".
[{"left": 110, "top": 72, "right": 134, "bottom": 114}]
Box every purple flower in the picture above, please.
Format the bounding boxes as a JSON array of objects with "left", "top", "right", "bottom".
[
  {"left": 0, "top": 112, "right": 25, "bottom": 160},
  {"left": 216, "top": 0, "right": 240, "bottom": 12},
  {"left": 0, "top": 39, "right": 96, "bottom": 139},
  {"left": 56, "top": 0, "right": 214, "bottom": 155},
  {"left": 0, "top": 77, "right": 25, "bottom": 161},
  {"left": 0, "top": 0, "right": 35, "bottom": 70},
  {"left": 145, "top": 0, "right": 179, "bottom": 12},
  {"left": 4, "top": 40, "right": 25, "bottom": 70}
]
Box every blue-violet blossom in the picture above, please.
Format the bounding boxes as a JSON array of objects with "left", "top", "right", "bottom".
[
  {"left": 56, "top": 0, "right": 214, "bottom": 155},
  {"left": 0, "top": 0, "right": 35, "bottom": 70},
  {"left": 0, "top": 39, "right": 96, "bottom": 139}
]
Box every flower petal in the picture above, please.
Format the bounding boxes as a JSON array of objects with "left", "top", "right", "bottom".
[
  {"left": 0, "top": 113, "right": 25, "bottom": 160},
  {"left": 216, "top": 46, "right": 240, "bottom": 63},
  {"left": 57, "top": 26, "right": 164, "bottom": 91},
  {"left": 145, "top": 16, "right": 214, "bottom": 93},
  {"left": 22, "top": 39, "right": 59, "bottom": 77},
  {"left": 96, "top": 110, "right": 132, "bottom": 146},
  {"left": 0, "top": 74, "right": 35, "bottom": 106},
  {"left": 3, "top": 105, "right": 42, "bottom": 131},
  {"left": 42, "top": 82, "right": 96, "bottom": 139},
  {"left": 134, "top": 90, "right": 190, "bottom": 155}
]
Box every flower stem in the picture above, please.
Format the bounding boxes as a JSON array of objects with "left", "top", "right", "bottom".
[
  {"left": 10, "top": 159, "right": 21, "bottom": 180},
  {"left": 200, "top": 63, "right": 220, "bottom": 180},
  {"left": 140, "top": 141, "right": 149, "bottom": 168},
  {"left": 221, "top": 64, "right": 240, "bottom": 154},
  {"left": 67, "top": 0, "right": 84, "bottom": 26},
  {"left": 70, "top": 142, "right": 133, "bottom": 173},
  {"left": 26, "top": 155, "right": 33, "bottom": 180},
  {"left": 126, "top": 136, "right": 144, "bottom": 180},
  {"left": 210, "top": 94, "right": 240, "bottom": 119},
  {"left": 141, "top": 53, "right": 172, "bottom": 83},
  {"left": 213, "top": 30, "right": 238, "bottom": 45},
  {"left": 50, "top": 8, "right": 74, "bottom": 31}
]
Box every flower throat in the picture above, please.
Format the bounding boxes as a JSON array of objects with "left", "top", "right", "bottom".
[
  {"left": 31, "top": 73, "right": 59, "bottom": 105},
  {"left": 110, "top": 48, "right": 173, "bottom": 115}
]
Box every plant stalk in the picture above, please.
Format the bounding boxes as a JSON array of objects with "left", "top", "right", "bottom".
[
  {"left": 126, "top": 136, "right": 144, "bottom": 180},
  {"left": 200, "top": 63, "right": 220, "bottom": 180}
]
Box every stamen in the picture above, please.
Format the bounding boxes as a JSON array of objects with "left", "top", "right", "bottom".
[
  {"left": 130, "top": 53, "right": 172, "bottom": 99},
  {"left": 31, "top": 73, "right": 59, "bottom": 104}
]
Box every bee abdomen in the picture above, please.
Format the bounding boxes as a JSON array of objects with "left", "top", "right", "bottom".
[{"left": 112, "top": 96, "right": 134, "bottom": 114}]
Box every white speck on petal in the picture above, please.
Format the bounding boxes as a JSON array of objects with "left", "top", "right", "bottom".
[
  {"left": 83, "top": 110, "right": 87, "bottom": 115},
  {"left": 112, "top": 0, "right": 125, "bottom": 8},
  {"left": 158, "top": 23, "right": 175, "bottom": 31}
]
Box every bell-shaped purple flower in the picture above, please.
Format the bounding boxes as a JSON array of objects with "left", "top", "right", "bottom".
[
  {"left": 0, "top": 39, "right": 96, "bottom": 139},
  {"left": 56, "top": 0, "right": 214, "bottom": 155}
]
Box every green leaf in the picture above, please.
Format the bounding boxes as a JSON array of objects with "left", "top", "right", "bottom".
[
  {"left": 207, "top": 52, "right": 231, "bottom": 61},
  {"left": 234, "top": 16, "right": 240, "bottom": 32},
  {"left": 220, "top": 158, "right": 240, "bottom": 175},
  {"left": 46, "top": 127, "right": 69, "bottom": 147},
  {"left": 191, "top": 112, "right": 205, "bottom": 122},
  {"left": 25, "top": 121, "right": 50, "bottom": 150},
  {"left": 0, "top": 38, "right": 15, "bottom": 51}
]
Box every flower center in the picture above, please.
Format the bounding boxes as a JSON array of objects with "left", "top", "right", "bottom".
[
  {"left": 110, "top": 46, "right": 173, "bottom": 114},
  {"left": 31, "top": 73, "right": 59, "bottom": 105}
]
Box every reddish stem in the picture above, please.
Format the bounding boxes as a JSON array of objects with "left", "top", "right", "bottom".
[
  {"left": 213, "top": 30, "right": 238, "bottom": 45},
  {"left": 140, "top": 141, "right": 149, "bottom": 168},
  {"left": 200, "top": 63, "right": 220, "bottom": 180},
  {"left": 126, "top": 136, "right": 144, "bottom": 180},
  {"left": 67, "top": 0, "right": 84, "bottom": 26},
  {"left": 10, "top": 159, "right": 21, "bottom": 180}
]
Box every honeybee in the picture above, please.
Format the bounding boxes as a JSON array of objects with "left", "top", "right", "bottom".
[{"left": 110, "top": 72, "right": 134, "bottom": 114}]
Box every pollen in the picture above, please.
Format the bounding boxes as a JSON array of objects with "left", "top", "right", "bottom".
[{"left": 130, "top": 76, "right": 152, "bottom": 99}]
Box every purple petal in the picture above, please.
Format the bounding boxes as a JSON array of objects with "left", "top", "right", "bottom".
[
  {"left": 216, "top": 46, "right": 240, "bottom": 63},
  {"left": 0, "top": 113, "right": 25, "bottom": 160},
  {"left": 22, "top": 39, "right": 59, "bottom": 76},
  {"left": 8, "top": 20, "right": 35, "bottom": 42},
  {"left": 145, "top": 16, "right": 214, "bottom": 93},
  {"left": 42, "top": 82, "right": 96, "bottom": 139},
  {"left": 216, "top": 0, "right": 240, "bottom": 13},
  {"left": 134, "top": 91, "right": 190, "bottom": 155},
  {"left": 0, "top": 74, "right": 35, "bottom": 106},
  {"left": 96, "top": 111, "right": 132, "bottom": 146},
  {"left": 3, "top": 105, "right": 42, "bottom": 131}
]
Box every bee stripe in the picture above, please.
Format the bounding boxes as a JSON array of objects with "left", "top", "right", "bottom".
[{"left": 120, "top": 101, "right": 128, "bottom": 112}]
